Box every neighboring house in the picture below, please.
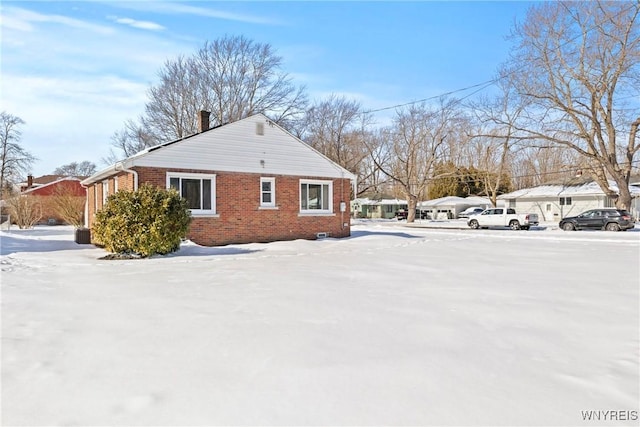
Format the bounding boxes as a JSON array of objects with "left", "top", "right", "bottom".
[
  {"left": 20, "top": 176, "right": 87, "bottom": 225},
  {"left": 418, "top": 196, "right": 493, "bottom": 219},
  {"left": 81, "top": 113, "right": 356, "bottom": 246},
  {"left": 351, "top": 198, "right": 408, "bottom": 219},
  {"left": 497, "top": 179, "right": 640, "bottom": 222}
]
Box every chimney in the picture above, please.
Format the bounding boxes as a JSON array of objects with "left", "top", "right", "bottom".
[
  {"left": 198, "top": 110, "right": 211, "bottom": 133},
  {"left": 27, "top": 174, "right": 33, "bottom": 188}
]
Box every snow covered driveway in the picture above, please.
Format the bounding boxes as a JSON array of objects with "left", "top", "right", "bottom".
[{"left": 2, "top": 224, "right": 639, "bottom": 426}]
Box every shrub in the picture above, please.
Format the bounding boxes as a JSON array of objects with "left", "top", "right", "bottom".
[
  {"left": 92, "top": 184, "right": 191, "bottom": 257},
  {"left": 6, "top": 195, "right": 42, "bottom": 229}
]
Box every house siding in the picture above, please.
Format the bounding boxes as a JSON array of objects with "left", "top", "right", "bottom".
[
  {"left": 130, "top": 115, "right": 351, "bottom": 179},
  {"left": 502, "top": 196, "right": 608, "bottom": 221},
  {"left": 86, "top": 167, "right": 351, "bottom": 247}
]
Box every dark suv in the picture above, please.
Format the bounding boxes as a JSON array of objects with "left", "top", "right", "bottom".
[{"left": 559, "top": 209, "right": 635, "bottom": 231}]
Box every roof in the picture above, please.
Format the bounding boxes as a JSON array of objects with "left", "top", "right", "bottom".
[
  {"left": 418, "top": 196, "right": 493, "bottom": 208},
  {"left": 498, "top": 180, "right": 640, "bottom": 199},
  {"left": 83, "top": 114, "right": 356, "bottom": 185},
  {"left": 22, "top": 177, "right": 84, "bottom": 196},
  {"left": 352, "top": 198, "right": 407, "bottom": 206}
]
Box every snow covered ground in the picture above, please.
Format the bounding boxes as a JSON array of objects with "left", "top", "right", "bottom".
[{"left": 2, "top": 221, "right": 639, "bottom": 426}]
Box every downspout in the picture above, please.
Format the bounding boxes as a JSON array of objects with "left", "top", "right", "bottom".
[{"left": 116, "top": 162, "right": 138, "bottom": 190}]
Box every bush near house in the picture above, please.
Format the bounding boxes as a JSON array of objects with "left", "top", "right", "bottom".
[
  {"left": 6, "top": 195, "right": 42, "bottom": 229},
  {"left": 92, "top": 184, "right": 191, "bottom": 257}
]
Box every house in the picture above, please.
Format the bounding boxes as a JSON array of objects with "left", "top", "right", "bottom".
[
  {"left": 418, "top": 196, "right": 493, "bottom": 219},
  {"left": 351, "top": 198, "right": 408, "bottom": 219},
  {"left": 19, "top": 175, "right": 86, "bottom": 225},
  {"left": 81, "top": 113, "right": 357, "bottom": 246},
  {"left": 497, "top": 179, "right": 640, "bottom": 222}
]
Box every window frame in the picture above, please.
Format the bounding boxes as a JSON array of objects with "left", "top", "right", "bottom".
[
  {"left": 299, "top": 179, "right": 333, "bottom": 214},
  {"left": 102, "top": 181, "right": 109, "bottom": 205},
  {"left": 260, "top": 177, "right": 276, "bottom": 208},
  {"left": 166, "top": 172, "right": 217, "bottom": 216},
  {"left": 560, "top": 197, "right": 572, "bottom": 206}
]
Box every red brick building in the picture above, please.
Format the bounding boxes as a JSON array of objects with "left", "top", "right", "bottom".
[
  {"left": 82, "top": 114, "right": 356, "bottom": 246},
  {"left": 21, "top": 176, "right": 86, "bottom": 225}
]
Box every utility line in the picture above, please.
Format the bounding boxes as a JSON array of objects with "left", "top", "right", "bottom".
[{"left": 358, "top": 2, "right": 639, "bottom": 117}]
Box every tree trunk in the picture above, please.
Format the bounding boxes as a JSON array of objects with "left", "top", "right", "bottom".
[{"left": 407, "top": 195, "right": 418, "bottom": 223}]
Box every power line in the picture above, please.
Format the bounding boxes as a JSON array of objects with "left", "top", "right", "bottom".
[{"left": 358, "top": 2, "right": 639, "bottom": 117}]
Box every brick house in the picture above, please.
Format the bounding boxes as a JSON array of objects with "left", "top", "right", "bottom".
[
  {"left": 81, "top": 113, "right": 356, "bottom": 246},
  {"left": 21, "top": 176, "right": 87, "bottom": 225}
]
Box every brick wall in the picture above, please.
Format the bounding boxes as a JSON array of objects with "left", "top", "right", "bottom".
[{"left": 87, "top": 167, "right": 352, "bottom": 246}]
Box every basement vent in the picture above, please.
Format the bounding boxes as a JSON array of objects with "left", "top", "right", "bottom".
[
  {"left": 256, "top": 122, "right": 264, "bottom": 136},
  {"left": 316, "top": 232, "right": 328, "bottom": 239}
]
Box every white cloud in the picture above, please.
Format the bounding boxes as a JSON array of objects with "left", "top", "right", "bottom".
[
  {"left": 0, "top": 6, "right": 196, "bottom": 175},
  {"left": 109, "top": 16, "right": 165, "bottom": 31},
  {"left": 1, "top": 6, "right": 114, "bottom": 35},
  {"left": 107, "top": 1, "right": 281, "bottom": 25}
]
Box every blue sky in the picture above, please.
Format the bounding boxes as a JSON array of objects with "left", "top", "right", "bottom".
[{"left": 1, "top": 1, "right": 534, "bottom": 176}]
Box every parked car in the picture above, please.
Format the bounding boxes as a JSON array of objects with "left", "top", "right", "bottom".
[
  {"left": 559, "top": 209, "right": 635, "bottom": 231},
  {"left": 467, "top": 208, "right": 539, "bottom": 230},
  {"left": 458, "top": 207, "right": 484, "bottom": 218},
  {"left": 395, "top": 209, "right": 429, "bottom": 220}
]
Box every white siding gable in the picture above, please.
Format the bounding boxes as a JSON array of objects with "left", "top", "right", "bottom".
[{"left": 130, "top": 115, "right": 355, "bottom": 179}]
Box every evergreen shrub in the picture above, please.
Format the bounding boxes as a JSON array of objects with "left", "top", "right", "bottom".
[{"left": 92, "top": 184, "right": 191, "bottom": 257}]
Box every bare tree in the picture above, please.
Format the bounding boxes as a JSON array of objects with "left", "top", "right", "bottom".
[
  {"left": 468, "top": 80, "right": 526, "bottom": 206},
  {"left": 110, "top": 36, "right": 308, "bottom": 157},
  {"left": 53, "top": 161, "right": 96, "bottom": 177},
  {"left": 6, "top": 195, "right": 41, "bottom": 229},
  {"left": 301, "top": 94, "right": 373, "bottom": 194},
  {"left": 505, "top": 1, "right": 640, "bottom": 209},
  {"left": 371, "top": 101, "right": 455, "bottom": 222},
  {"left": 50, "top": 185, "right": 85, "bottom": 228},
  {"left": 0, "top": 112, "right": 36, "bottom": 199}
]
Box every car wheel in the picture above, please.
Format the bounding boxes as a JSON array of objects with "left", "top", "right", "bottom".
[
  {"left": 469, "top": 220, "right": 479, "bottom": 229},
  {"left": 562, "top": 222, "right": 575, "bottom": 231},
  {"left": 509, "top": 220, "right": 521, "bottom": 230},
  {"left": 605, "top": 222, "right": 621, "bottom": 231}
]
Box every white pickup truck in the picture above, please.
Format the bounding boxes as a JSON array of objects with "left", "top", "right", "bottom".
[{"left": 467, "top": 207, "right": 539, "bottom": 230}]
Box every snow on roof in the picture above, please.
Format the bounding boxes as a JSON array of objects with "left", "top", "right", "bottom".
[
  {"left": 498, "top": 180, "right": 640, "bottom": 199},
  {"left": 21, "top": 176, "right": 82, "bottom": 195},
  {"left": 352, "top": 198, "right": 406, "bottom": 206}
]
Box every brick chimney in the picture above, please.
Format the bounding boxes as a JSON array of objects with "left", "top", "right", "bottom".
[
  {"left": 198, "top": 110, "right": 211, "bottom": 133},
  {"left": 27, "top": 174, "right": 33, "bottom": 188}
]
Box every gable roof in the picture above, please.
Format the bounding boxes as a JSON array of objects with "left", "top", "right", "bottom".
[
  {"left": 83, "top": 114, "right": 356, "bottom": 185},
  {"left": 498, "top": 180, "right": 640, "bottom": 199},
  {"left": 22, "top": 177, "right": 84, "bottom": 195}
]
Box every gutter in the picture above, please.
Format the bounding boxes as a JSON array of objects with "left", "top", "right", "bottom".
[{"left": 115, "top": 162, "right": 138, "bottom": 190}]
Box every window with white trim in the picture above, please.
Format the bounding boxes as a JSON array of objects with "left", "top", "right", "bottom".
[
  {"left": 102, "top": 181, "right": 109, "bottom": 205},
  {"left": 300, "top": 180, "right": 332, "bottom": 213},
  {"left": 167, "top": 172, "right": 216, "bottom": 214},
  {"left": 560, "top": 197, "right": 572, "bottom": 206},
  {"left": 260, "top": 177, "right": 276, "bottom": 207}
]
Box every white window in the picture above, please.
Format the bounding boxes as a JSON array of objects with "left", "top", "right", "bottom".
[
  {"left": 260, "top": 177, "right": 276, "bottom": 207},
  {"left": 167, "top": 172, "right": 216, "bottom": 215},
  {"left": 300, "top": 180, "right": 332, "bottom": 213},
  {"left": 102, "top": 181, "right": 109, "bottom": 205},
  {"left": 94, "top": 185, "right": 98, "bottom": 211},
  {"left": 114, "top": 177, "right": 118, "bottom": 193}
]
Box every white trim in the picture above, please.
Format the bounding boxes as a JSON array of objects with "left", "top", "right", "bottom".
[
  {"left": 300, "top": 179, "right": 333, "bottom": 214},
  {"left": 102, "top": 181, "right": 109, "bottom": 205},
  {"left": 167, "top": 172, "right": 217, "bottom": 215},
  {"left": 260, "top": 177, "right": 276, "bottom": 208}
]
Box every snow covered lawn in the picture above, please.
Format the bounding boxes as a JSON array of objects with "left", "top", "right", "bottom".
[{"left": 2, "top": 223, "right": 639, "bottom": 426}]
